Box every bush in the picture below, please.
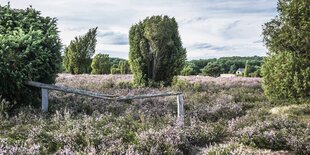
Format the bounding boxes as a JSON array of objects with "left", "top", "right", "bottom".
[
  {"left": 0, "top": 4, "right": 61, "bottom": 110},
  {"left": 118, "top": 60, "right": 131, "bottom": 74},
  {"left": 110, "top": 65, "right": 121, "bottom": 74},
  {"left": 91, "top": 54, "right": 111, "bottom": 74},
  {"left": 201, "top": 62, "right": 222, "bottom": 77},
  {"left": 180, "top": 62, "right": 199, "bottom": 76}
]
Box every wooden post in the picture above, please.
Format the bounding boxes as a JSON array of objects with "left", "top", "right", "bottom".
[
  {"left": 177, "top": 94, "right": 184, "bottom": 126},
  {"left": 42, "top": 88, "right": 48, "bottom": 112}
]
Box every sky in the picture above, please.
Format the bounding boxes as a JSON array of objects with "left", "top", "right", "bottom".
[{"left": 1, "top": 0, "right": 278, "bottom": 60}]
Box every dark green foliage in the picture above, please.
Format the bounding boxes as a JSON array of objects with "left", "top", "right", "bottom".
[
  {"left": 262, "top": 0, "right": 310, "bottom": 101},
  {"left": 91, "top": 54, "right": 111, "bottom": 74},
  {"left": 63, "top": 27, "right": 97, "bottom": 74},
  {"left": 0, "top": 4, "right": 61, "bottom": 109},
  {"left": 229, "top": 64, "right": 238, "bottom": 74},
  {"left": 252, "top": 66, "right": 262, "bottom": 77},
  {"left": 109, "top": 57, "right": 130, "bottom": 74},
  {"left": 187, "top": 56, "right": 264, "bottom": 76},
  {"left": 110, "top": 57, "right": 125, "bottom": 67},
  {"left": 202, "top": 62, "right": 222, "bottom": 77},
  {"left": 262, "top": 0, "right": 309, "bottom": 56},
  {"left": 181, "top": 62, "right": 199, "bottom": 76},
  {"left": 262, "top": 52, "right": 310, "bottom": 101},
  {"left": 119, "top": 60, "right": 131, "bottom": 74},
  {"left": 129, "top": 15, "right": 186, "bottom": 86},
  {"left": 190, "top": 58, "right": 217, "bottom": 70},
  {"left": 110, "top": 64, "right": 121, "bottom": 74}
]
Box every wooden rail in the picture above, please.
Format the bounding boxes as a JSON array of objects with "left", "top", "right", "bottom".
[{"left": 26, "top": 81, "right": 184, "bottom": 125}]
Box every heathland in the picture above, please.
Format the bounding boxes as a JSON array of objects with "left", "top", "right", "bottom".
[{"left": 1, "top": 74, "right": 309, "bottom": 154}]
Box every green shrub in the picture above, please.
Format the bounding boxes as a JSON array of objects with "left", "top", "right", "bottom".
[
  {"left": 0, "top": 4, "right": 61, "bottom": 110},
  {"left": 91, "top": 54, "right": 111, "bottom": 74},
  {"left": 118, "top": 60, "right": 131, "bottom": 74},
  {"left": 262, "top": 52, "right": 310, "bottom": 101},
  {"left": 110, "top": 65, "right": 121, "bottom": 74},
  {"left": 181, "top": 62, "right": 199, "bottom": 76}
]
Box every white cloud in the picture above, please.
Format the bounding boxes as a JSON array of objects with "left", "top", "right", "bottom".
[{"left": 1, "top": 0, "right": 277, "bottom": 59}]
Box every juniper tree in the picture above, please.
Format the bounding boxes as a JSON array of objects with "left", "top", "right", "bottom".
[
  {"left": 244, "top": 60, "right": 250, "bottom": 77},
  {"left": 64, "top": 27, "right": 97, "bottom": 74},
  {"left": 0, "top": 4, "right": 61, "bottom": 109},
  {"left": 262, "top": 0, "right": 310, "bottom": 101},
  {"left": 129, "top": 15, "right": 186, "bottom": 86}
]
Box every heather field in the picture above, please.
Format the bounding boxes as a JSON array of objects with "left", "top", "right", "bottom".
[{"left": 1, "top": 74, "right": 310, "bottom": 154}]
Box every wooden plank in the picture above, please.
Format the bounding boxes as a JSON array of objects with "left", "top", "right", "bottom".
[
  {"left": 26, "top": 81, "right": 117, "bottom": 100},
  {"left": 42, "top": 88, "right": 48, "bottom": 112},
  {"left": 116, "top": 92, "right": 182, "bottom": 101},
  {"left": 177, "top": 95, "right": 184, "bottom": 126}
]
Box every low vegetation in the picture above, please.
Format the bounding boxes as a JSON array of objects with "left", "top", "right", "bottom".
[{"left": 1, "top": 74, "right": 309, "bottom": 154}]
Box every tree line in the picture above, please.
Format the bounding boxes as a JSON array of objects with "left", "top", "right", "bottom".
[{"left": 181, "top": 56, "right": 264, "bottom": 77}]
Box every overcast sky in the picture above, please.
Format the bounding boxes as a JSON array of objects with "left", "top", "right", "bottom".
[{"left": 2, "top": 0, "right": 277, "bottom": 60}]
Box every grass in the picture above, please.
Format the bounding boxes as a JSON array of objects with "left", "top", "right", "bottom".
[{"left": 0, "top": 74, "right": 309, "bottom": 154}]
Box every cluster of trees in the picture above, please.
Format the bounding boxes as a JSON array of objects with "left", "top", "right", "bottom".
[
  {"left": 0, "top": 4, "right": 62, "bottom": 109},
  {"left": 262, "top": 0, "right": 309, "bottom": 101},
  {"left": 181, "top": 56, "right": 264, "bottom": 77},
  {"left": 62, "top": 29, "right": 130, "bottom": 75}
]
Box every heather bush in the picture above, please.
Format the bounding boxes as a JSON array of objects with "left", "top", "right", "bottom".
[
  {"left": 200, "top": 142, "right": 290, "bottom": 155},
  {"left": 192, "top": 102, "right": 245, "bottom": 122},
  {"left": 185, "top": 119, "right": 228, "bottom": 146},
  {"left": 137, "top": 126, "right": 190, "bottom": 154},
  {"left": 0, "top": 4, "right": 62, "bottom": 110},
  {"left": 234, "top": 116, "right": 310, "bottom": 154}
]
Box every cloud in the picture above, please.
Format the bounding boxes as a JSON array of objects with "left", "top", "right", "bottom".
[
  {"left": 97, "top": 31, "right": 128, "bottom": 45},
  {"left": 253, "top": 40, "right": 263, "bottom": 44},
  {"left": 4, "top": 0, "right": 278, "bottom": 59},
  {"left": 189, "top": 43, "right": 230, "bottom": 51}
]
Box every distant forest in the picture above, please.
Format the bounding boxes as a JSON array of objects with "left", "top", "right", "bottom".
[
  {"left": 61, "top": 55, "right": 264, "bottom": 77},
  {"left": 181, "top": 56, "right": 264, "bottom": 77}
]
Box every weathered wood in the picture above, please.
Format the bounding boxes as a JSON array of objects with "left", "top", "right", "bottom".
[
  {"left": 177, "top": 95, "right": 184, "bottom": 125},
  {"left": 27, "top": 81, "right": 185, "bottom": 120},
  {"left": 27, "top": 81, "right": 117, "bottom": 100},
  {"left": 42, "top": 88, "right": 48, "bottom": 112},
  {"left": 116, "top": 92, "right": 182, "bottom": 101}
]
